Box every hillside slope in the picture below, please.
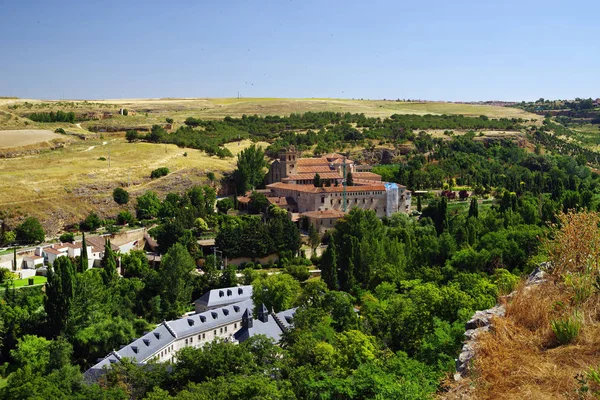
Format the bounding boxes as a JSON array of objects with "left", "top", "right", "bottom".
[{"left": 443, "top": 212, "right": 600, "bottom": 400}]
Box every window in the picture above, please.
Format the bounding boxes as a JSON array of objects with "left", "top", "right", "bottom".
[
  {"left": 185, "top": 339, "right": 188, "bottom": 345},
  {"left": 225, "top": 326, "right": 228, "bottom": 332},
  {"left": 190, "top": 337, "right": 193, "bottom": 343},
  {"left": 214, "top": 330, "right": 217, "bottom": 335},
  {"left": 234, "top": 323, "right": 237, "bottom": 329},
  {"left": 203, "top": 333, "right": 206, "bottom": 339},
  {"left": 220, "top": 327, "right": 223, "bottom": 334},
  {"left": 198, "top": 335, "right": 201, "bottom": 340},
  {"left": 321, "top": 197, "right": 325, "bottom": 204}
]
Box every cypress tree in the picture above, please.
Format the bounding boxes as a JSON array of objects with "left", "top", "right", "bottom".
[
  {"left": 339, "top": 237, "right": 357, "bottom": 291},
  {"left": 13, "top": 247, "right": 17, "bottom": 271},
  {"left": 417, "top": 196, "right": 422, "bottom": 212},
  {"left": 313, "top": 173, "right": 322, "bottom": 188},
  {"left": 101, "top": 238, "right": 118, "bottom": 286},
  {"left": 321, "top": 241, "right": 338, "bottom": 290},
  {"left": 346, "top": 171, "right": 354, "bottom": 187},
  {"left": 468, "top": 197, "right": 479, "bottom": 219},
  {"left": 45, "top": 257, "right": 76, "bottom": 337},
  {"left": 80, "top": 232, "right": 88, "bottom": 273}
]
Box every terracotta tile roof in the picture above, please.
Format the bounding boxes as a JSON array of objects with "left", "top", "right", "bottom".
[
  {"left": 353, "top": 172, "right": 382, "bottom": 181},
  {"left": 330, "top": 158, "right": 354, "bottom": 165},
  {"left": 301, "top": 210, "right": 347, "bottom": 219},
  {"left": 282, "top": 172, "right": 342, "bottom": 181},
  {"left": 237, "top": 196, "right": 251, "bottom": 204},
  {"left": 296, "top": 158, "right": 330, "bottom": 166},
  {"left": 44, "top": 248, "right": 66, "bottom": 255},
  {"left": 86, "top": 236, "right": 119, "bottom": 251},
  {"left": 268, "top": 182, "right": 387, "bottom": 194},
  {"left": 297, "top": 165, "right": 334, "bottom": 174}
]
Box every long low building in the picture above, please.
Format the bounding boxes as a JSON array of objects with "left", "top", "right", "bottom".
[{"left": 85, "top": 287, "right": 296, "bottom": 381}]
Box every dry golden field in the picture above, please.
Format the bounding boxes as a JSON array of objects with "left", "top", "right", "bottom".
[{"left": 0, "top": 97, "right": 540, "bottom": 233}]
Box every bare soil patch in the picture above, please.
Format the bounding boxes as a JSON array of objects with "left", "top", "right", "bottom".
[{"left": 0, "top": 129, "right": 63, "bottom": 148}]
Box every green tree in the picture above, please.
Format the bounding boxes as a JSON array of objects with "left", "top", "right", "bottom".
[
  {"left": 10, "top": 335, "right": 51, "bottom": 372},
  {"left": 468, "top": 197, "right": 479, "bottom": 219},
  {"left": 220, "top": 265, "right": 239, "bottom": 288},
  {"left": 80, "top": 232, "right": 88, "bottom": 273},
  {"left": 308, "top": 224, "right": 320, "bottom": 251},
  {"left": 45, "top": 256, "right": 76, "bottom": 337},
  {"left": 313, "top": 173, "right": 322, "bottom": 187},
  {"left": 248, "top": 191, "right": 269, "bottom": 214},
  {"left": 15, "top": 217, "right": 45, "bottom": 244},
  {"left": 346, "top": 171, "right": 354, "bottom": 186},
  {"left": 101, "top": 239, "right": 118, "bottom": 286},
  {"left": 59, "top": 232, "right": 74, "bottom": 243},
  {"left": 112, "top": 187, "right": 130, "bottom": 205},
  {"left": 82, "top": 212, "right": 102, "bottom": 232},
  {"left": 125, "top": 130, "right": 139, "bottom": 142},
  {"left": 2, "top": 230, "right": 16, "bottom": 245},
  {"left": 252, "top": 273, "right": 301, "bottom": 312},
  {"left": 136, "top": 190, "right": 161, "bottom": 219},
  {"left": 158, "top": 243, "right": 196, "bottom": 319},
  {"left": 217, "top": 198, "right": 234, "bottom": 213},
  {"left": 234, "top": 144, "right": 267, "bottom": 193},
  {"left": 417, "top": 195, "right": 422, "bottom": 212},
  {"left": 117, "top": 210, "right": 134, "bottom": 225}
]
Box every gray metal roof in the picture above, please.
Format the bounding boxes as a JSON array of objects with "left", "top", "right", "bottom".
[
  {"left": 117, "top": 323, "right": 175, "bottom": 362},
  {"left": 234, "top": 307, "right": 297, "bottom": 343},
  {"left": 168, "top": 298, "right": 252, "bottom": 338},
  {"left": 193, "top": 285, "right": 253, "bottom": 308},
  {"left": 86, "top": 298, "right": 253, "bottom": 378},
  {"left": 276, "top": 308, "right": 297, "bottom": 330}
]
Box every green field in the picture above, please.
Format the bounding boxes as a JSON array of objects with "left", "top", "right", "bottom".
[{"left": 10, "top": 276, "right": 47, "bottom": 288}]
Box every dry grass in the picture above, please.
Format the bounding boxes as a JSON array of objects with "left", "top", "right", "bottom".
[
  {"left": 0, "top": 98, "right": 541, "bottom": 133},
  {"left": 464, "top": 281, "right": 600, "bottom": 400},
  {"left": 0, "top": 137, "right": 268, "bottom": 234},
  {"left": 442, "top": 212, "right": 600, "bottom": 400},
  {"left": 0, "top": 129, "right": 64, "bottom": 148}
]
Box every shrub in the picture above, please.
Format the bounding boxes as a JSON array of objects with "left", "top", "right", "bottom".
[
  {"left": 81, "top": 212, "right": 102, "bottom": 232},
  {"left": 285, "top": 264, "right": 310, "bottom": 281},
  {"left": 54, "top": 128, "right": 66, "bottom": 134},
  {"left": 59, "top": 232, "right": 74, "bottom": 243},
  {"left": 551, "top": 312, "right": 582, "bottom": 344},
  {"left": 112, "top": 187, "right": 130, "bottom": 205},
  {"left": 15, "top": 217, "right": 45, "bottom": 244},
  {"left": 125, "top": 130, "right": 139, "bottom": 142},
  {"left": 117, "top": 211, "right": 134, "bottom": 226},
  {"left": 216, "top": 198, "right": 234, "bottom": 214},
  {"left": 493, "top": 268, "right": 519, "bottom": 295},
  {"left": 150, "top": 167, "right": 170, "bottom": 179},
  {"left": 106, "top": 225, "right": 121, "bottom": 235}
]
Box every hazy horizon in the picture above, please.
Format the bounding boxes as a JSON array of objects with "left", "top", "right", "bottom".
[{"left": 2, "top": 0, "right": 598, "bottom": 102}]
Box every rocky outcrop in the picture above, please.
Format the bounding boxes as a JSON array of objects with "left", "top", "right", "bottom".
[{"left": 454, "top": 266, "right": 548, "bottom": 381}]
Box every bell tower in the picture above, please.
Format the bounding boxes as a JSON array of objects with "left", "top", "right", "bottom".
[{"left": 279, "top": 146, "right": 298, "bottom": 179}]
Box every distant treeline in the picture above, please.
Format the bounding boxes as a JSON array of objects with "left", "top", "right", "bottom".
[
  {"left": 171, "top": 112, "right": 525, "bottom": 157},
  {"left": 126, "top": 125, "right": 234, "bottom": 158},
  {"left": 28, "top": 111, "right": 76, "bottom": 123}
]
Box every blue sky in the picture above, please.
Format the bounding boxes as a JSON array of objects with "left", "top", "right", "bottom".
[{"left": 1, "top": 0, "right": 598, "bottom": 101}]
